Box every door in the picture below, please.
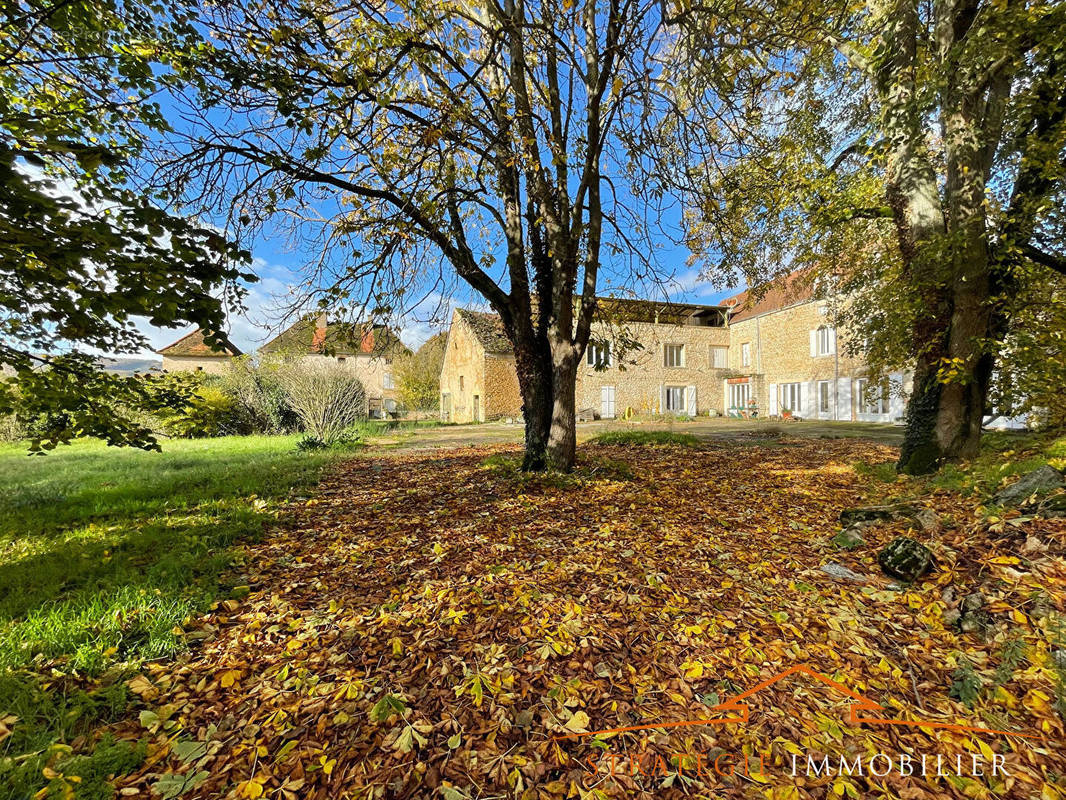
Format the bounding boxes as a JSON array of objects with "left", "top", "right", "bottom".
[
  {"left": 441, "top": 393, "right": 451, "bottom": 422},
  {"left": 600, "top": 386, "right": 616, "bottom": 419},
  {"left": 472, "top": 395, "right": 480, "bottom": 422},
  {"left": 686, "top": 385, "right": 697, "bottom": 416}
]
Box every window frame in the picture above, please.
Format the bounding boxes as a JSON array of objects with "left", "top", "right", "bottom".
[
  {"left": 587, "top": 342, "right": 612, "bottom": 368},
  {"left": 741, "top": 342, "right": 751, "bottom": 367},
  {"left": 710, "top": 346, "right": 728, "bottom": 368},
  {"left": 664, "top": 385, "right": 685, "bottom": 412},
  {"left": 817, "top": 380, "right": 831, "bottom": 413},
  {"left": 817, "top": 325, "right": 835, "bottom": 356},
  {"left": 663, "top": 343, "right": 685, "bottom": 368},
  {"left": 779, "top": 382, "right": 801, "bottom": 413}
]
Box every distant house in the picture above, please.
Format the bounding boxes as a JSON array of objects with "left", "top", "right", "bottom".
[
  {"left": 156, "top": 329, "right": 241, "bottom": 375},
  {"left": 439, "top": 300, "right": 733, "bottom": 422},
  {"left": 260, "top": 313, "right": 409, "bottom": 417},
  {"left": 440, "top": 273, "right": 918, "bottom": 424}
]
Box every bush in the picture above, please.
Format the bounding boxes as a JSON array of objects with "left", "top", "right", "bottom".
[
  {"left": 274, "top": 359, "right": 367, "bottom": 444},
  {"left": 220, "top": 356, "right": 301, "bottom": 434}
]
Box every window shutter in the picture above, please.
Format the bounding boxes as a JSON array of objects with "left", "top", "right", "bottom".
[
  {"left": 800, "top": 382, "right": 810, "bottom": 414},
  {"left": 809, "top": 330, "right": 818, "bottom": 357},
  {"left": 829, "top": 327, "right": 837, "bottom": 355},
  {"left": 686, "top": 385, "right": 697, "bottom": 416},
  {"left": 659, "top": 384, "right": 665, "bottom": 414},
  {"left": 768, "top": 383, "right": 778, "bottom": 416}
]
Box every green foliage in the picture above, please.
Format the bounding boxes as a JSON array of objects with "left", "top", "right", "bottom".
[
  {"left": 154, "top": 377, "right": 243, "bottom": 439},
  {"left": 949, "top": 658, "right": 983, "bottom": 708},
  {"left": 590, "top": 430, "right": 701, "bottom": 448},
  {"left": 1, "top": 0, "right": 252, "bottom": 451},
  {"left": 219, "top": 356, "right": 301, "bottom": 435},
  {"left": 853, "top": 460, "right": 898, "bottom": 483},
  {"left": 0, "top": 672, "right": 145, "bottom": 800},
  {"left": 394, "top": 334, "right": 446, "bottom": 412}
]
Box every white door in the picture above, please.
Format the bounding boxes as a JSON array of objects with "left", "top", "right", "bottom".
[
  {"left": 600, "top": 386, "right": 616, "bottom": 419},
  {"left": 686, "top": 385, "right": 697, "bottom": 416}
]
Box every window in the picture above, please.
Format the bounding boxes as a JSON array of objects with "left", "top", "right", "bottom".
[
  {"left": 663, "top": 344, "right": 685, "bottom": 367},
  {"left": 459, "top": 375, "right": 464, "bottom": 391},
  {"left": 664, "top": 385, "right": 685, "bottom": 412},
  {"left": 600, "top": 386, "right": 616, "bottom": 419},
  {"left": 780, "top": 382, "right": 801, "bottom": 413},
  {"left": 383, "top": 371, "right": 394, "bottom": 389},
  {"left": 856, "top": 378, "right": 889, "bottom": 414},
  {"left": 818, "top": 380, "right": 831, "bottom": 413},
  {"left": 741, "top": 342, "right": 751, "bottom": 367},
  {"left": 587, "top": 342, "right": 612, "bottom": 368},
  {"left": 384, "top": 398, "right": 397, "bottom": 413},
  {"left": 337, "top": 356, "right": 346, "bottom": 363},
  {"left": 729, "top": 381, "right": 751, "bottom": 412},
  {"left": 710, "top": 346, "right": 728, "bottom": 368},
  {"left": 816, "top": 325, "right": 836, "bottom": 356}
]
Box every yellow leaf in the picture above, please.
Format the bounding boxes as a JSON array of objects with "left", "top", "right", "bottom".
[
  {"left": 219, "top": 669, "right": 241, "bottom": 688},
  {"left": 238, "top": 780, "right": 264, "bottom": 799},
  {"left": 565, "top": 710, "right": 590, "bottom": 733}
]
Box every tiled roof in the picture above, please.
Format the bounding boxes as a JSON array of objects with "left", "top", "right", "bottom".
[
  {"left": 155, "top": 329, "right": 241, "bottom": 357},
  {"left": 456, "top": 309, "right": 512, "bottom": 353},
  {"left": 722, "top": 269, "right": 816, "bottom": 324},
  {"left": 259, "top": 316, "right": 406, "bottom": 357}
]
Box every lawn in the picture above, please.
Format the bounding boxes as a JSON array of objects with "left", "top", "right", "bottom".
[{"left": 0, "top": 435, "right": 341, "bottom": 799}]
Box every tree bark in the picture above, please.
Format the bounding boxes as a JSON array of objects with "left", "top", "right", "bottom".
[
  {"left": 513, "top": 338, "right": 553, "bottom": 471},
  {"left": 546, "top": 350, "right": 578, "bottom": 470}
]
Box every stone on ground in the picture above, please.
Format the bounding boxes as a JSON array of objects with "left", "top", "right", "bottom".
[
  {"left": 831, "top": 527, "right": 865, "bottom": 549},
  {"left": 991, "top": 465, "right": 1065, "bottom": 507},
  {"left": 878, "top": 536, "right": 934, "bottom": 582},
  {"left": 819, "top": 562, "right": 867, "bottom": 584}
]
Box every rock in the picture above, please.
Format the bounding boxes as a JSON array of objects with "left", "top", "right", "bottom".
[
  {"left": 840, "top": 503, "right": 939, "bottom": 533},
  {"left": 840, "top": 504, "right": 914, "bottom": 527},
  {"left": 943, "top": 608, "right": 962, "bottom": 627},
  {"left": 820, "top": 562, "right": 867, "bottom": 584},
  {"left": 961, "top": 592, "right": 986, "bottom": 613},
  {"left": 941, "top": 586, "right": 958, "bottom": 605},
  {"left": 991, "top": 465, "right": 1065, "bottom": 507},
  {"left": 960, "top": 614, "right": 984, "bottom": 634},
  {"left": 914, "top": 508, "right": 941, "bottom": 533},
  {"left": 831, "top": 527, "right": 866, "bottom": 549},
  {"left": 877, "top": 537, "right": 934, "bottom": 582}
]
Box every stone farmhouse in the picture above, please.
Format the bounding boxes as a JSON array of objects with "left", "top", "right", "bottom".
[
  {"left": 156, "top": 314, "right": 409, "bottom": 417},
  {"left": 439, "top": 272, "right": 911, "bottom": 424},
  {"left": 155, "top": 329, "right": 242, "bottom": 375}
]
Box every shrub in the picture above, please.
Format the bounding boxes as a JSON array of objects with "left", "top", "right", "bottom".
[
  {"left": 220, "top": 356, "right": 301, "bottom": 434},
  {"left": 274, "top": 359, "right": 367, "bottom": 444}
]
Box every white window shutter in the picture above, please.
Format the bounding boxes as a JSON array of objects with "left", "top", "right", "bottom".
[
  {"left": 686, "top": 385, "right": 697, "bottom": 416},
  {"left": 768, "top": 383, "right": 778, "bottom": 416},
  {"left": 809, "top": 330, "right": 818, "bottom": 357},
  {"left": 659, "top": 384, "right": 665, "bottom": 414},
  {"left": 829, "top": 327, "right": 837, "bottom": 355},
  {"left": 800, "top": 382, "right": 809, "bottom": 414}
]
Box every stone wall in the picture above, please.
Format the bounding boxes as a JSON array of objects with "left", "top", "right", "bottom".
[
  {"left": 439, "top": 314, "right": 487, "bottom": 423},
  {"left": 483, "top": 353, "right": 522, "bottom": 421},
  {"left": 728, "top": 299, "right": 909, "bottom": 422},
  {"left": 575, "top": 320, "right": 733, "bottom": 417},
  {"left": 161, "top": 355, "right": 233, "bottom": 375}
]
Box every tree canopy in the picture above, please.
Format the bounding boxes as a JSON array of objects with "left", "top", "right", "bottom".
[{"left": 1, "top": 0, "right": 251, "bottom": 449}]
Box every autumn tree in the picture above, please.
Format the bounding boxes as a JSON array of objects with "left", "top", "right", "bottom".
[
  {"left": 158, "top": 0, "right": 750, "bottom": 470},
  {"left": 681, "top": 0, "right": 1066, "bottom": 472},
  {"left": 1, "top": 0, "right": 250, "bottom": 449},
  {"left": 394, "top": 333, "right": 447, "bottom": 413}
]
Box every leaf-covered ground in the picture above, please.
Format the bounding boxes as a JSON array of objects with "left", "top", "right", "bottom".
[{"left": 101, "top": 437, "right": 1065, "bottom": 800}]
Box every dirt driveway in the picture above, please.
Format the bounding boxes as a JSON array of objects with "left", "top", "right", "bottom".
[{"left": 371, "top": 416, "right": 904, "bottom": 452}]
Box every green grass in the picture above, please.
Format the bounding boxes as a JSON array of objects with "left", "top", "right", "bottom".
[
  {"left": 0, "top": 435, "right": 340, "bottom": 799},
  {"left": 590, "top": 430, "right": 701, "bottom": 448},
  {"left": 928, "top": 431, "right": 1066, "bottom": 498}
]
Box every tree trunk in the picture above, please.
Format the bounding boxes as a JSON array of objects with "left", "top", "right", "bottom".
[
  {"left": 512, "top": 337, "right": 553, "bottom": 472},
  {"left": 546, "top": 352, "right": 578, "bottom": 471}
]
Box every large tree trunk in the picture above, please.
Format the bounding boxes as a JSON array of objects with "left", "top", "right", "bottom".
[
  {"left": 513, "top": 341, "right": 553, "bottom": 471},
  {"left": 546, "top": 351, "right": 578, "bottom": 471}
]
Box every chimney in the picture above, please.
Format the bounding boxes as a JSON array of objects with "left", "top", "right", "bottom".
[{"left": 312, "top": 312, "right": 327, "bottom": 352}]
